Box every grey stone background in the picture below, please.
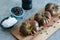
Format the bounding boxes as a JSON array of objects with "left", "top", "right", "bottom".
[{"left": 0, "top": 0, "right": 60, "bottom": 40}]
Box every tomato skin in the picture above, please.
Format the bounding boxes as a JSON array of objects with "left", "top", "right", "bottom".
[
  {"left": 39, "top": 18, "right": 47, "bottom": 27},
  {"left": 44, "top": 11, "right": 51, "bottom": 19},
  {"left": 34, "top": 13, "right": 41, "bottom": 22}
]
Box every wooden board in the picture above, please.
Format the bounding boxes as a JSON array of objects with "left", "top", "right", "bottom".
[{"left": 11, "top": 9, "right": 60, "bottom": 40}]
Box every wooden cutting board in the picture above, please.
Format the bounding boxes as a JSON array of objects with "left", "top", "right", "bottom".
[{"left": 11, "top": 9, "right": 60, "bottom": 40}]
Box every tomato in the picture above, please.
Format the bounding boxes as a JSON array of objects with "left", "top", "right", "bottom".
[{"left": 45, "top": 3, "right": 60, "bottom": 17}]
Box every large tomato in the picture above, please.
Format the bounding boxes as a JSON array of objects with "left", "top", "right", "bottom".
[
  {"left": 34, "top": 13, "right": 50, "bottom": 27},
  {"left": 45, "top": 3, "right": 60, "bottom": 17}
]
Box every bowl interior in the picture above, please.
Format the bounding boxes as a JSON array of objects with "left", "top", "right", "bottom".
[{"left": 10, "top": 7, "right": 24, "bottom": 18}]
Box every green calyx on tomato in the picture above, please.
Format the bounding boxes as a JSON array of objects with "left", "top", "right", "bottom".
[{"left": 27, "top": 26, "right": 32, "bottom": 31}]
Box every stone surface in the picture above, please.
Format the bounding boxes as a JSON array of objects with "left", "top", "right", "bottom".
[{"left": 0, "top": 0, "right": 60, "bottom": 40}]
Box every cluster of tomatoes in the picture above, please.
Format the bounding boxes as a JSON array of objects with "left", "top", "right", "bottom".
[
  {"left": 19, "top": 3, "right": 60, "bottom": 36},
  {"left": 34, "top": 3, "right": 60, "bottom": 27}
]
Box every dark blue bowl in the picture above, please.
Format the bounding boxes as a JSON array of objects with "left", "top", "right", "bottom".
[{"left": 0, "top": 17, "right": 17, "bottom": 29}]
